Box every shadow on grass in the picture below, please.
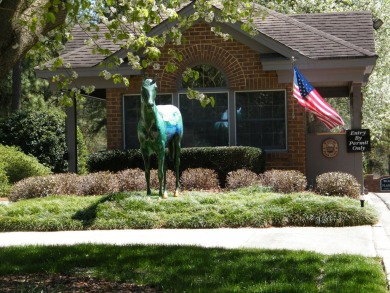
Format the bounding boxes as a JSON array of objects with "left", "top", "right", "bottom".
[
  {"left": 71, "top": 194, "right": 119, "bottom": 228},
  {"left": 0, "top": 245, "right": 387, "bottom": 292}
]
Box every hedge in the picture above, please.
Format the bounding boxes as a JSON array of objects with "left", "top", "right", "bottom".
[{"left": 87, "top": 146, "right": 265, "bottom": 187}]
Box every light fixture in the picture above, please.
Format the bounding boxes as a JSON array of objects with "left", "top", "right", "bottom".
[{"left": 373, "top": 18, "right": 383, "bottom": 30}]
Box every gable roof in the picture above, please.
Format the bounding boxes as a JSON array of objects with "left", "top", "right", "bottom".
[
  {"left": 37, "top": 2, "right": 377, "bottom": 77},
  {"left": 290, "top": 11, "right": 376, "bottom": 55},
  {"left": 254, "top": 7, "right": 376, "bottom": 59}
]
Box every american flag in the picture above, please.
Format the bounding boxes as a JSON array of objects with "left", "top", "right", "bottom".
[{"left": 293, "top": 66, "right": 344, "bottom": 129}]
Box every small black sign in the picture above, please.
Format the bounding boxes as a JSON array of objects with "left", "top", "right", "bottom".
[
  {"left": 346, "top": 129, "right": 371, "bottom": 152},
  {"left": 381, "top": 177, "right": 390, "bottom": 191}
]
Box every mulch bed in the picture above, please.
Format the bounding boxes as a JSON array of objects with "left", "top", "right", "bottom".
[{"left": 0, "top": 274, "right": 163, "bottom": 292}]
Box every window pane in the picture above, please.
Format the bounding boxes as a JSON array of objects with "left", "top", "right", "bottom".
[
  {"left": 182, "top": 65, "right": 227, "bottom": 88},
  {"left": 123, "top": 94, "right": 172, "bottom": 149},
  {"left": 236, "top": 91, "right": 286, "bottom": 150},
  {"left": 180, "top": 93, "right": 229, "bottom": 147}
]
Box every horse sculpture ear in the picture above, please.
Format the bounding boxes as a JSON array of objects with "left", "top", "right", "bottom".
[{"left": 143, "top": 78, "right": 156, "bottom": 87}]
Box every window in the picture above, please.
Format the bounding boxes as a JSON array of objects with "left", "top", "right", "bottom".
[
  {"left": 123, "top": 94, "right": 172, "bottom": 149},
  {"left": 179, "top": 92, "right": 229, "bottom": 147},
  {"left": 236, "top": 91, "right": 286, "bottom": 150},
  {"left": 183, "top": 64, "right": 227, "bottom": 88}
]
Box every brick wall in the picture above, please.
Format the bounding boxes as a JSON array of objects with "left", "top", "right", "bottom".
[
  {"left": 364, "top": 174, "right": 390, "bottom": 192},
  {"left": 106, "top": 22, "right": 306, "bottom": 173}
]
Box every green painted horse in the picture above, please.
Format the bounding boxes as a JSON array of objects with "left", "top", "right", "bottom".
[{"left": 137, "top": 79, "right": 183, "bottom": 199}]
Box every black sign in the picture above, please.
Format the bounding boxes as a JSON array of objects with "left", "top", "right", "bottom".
[
  {"left": 346, "top": 129, "right": 371, "bottom": 152},
  {"left": 381, "top": 177, "right": 390, "bottom": 191}
]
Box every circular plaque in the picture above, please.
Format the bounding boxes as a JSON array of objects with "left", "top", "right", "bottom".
[{"left": 322, "top": 138, "right": 339, "bottom": 158}]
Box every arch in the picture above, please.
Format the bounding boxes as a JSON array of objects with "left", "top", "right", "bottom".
[{"left": 160, "top": 44, "right": 246, "bottom": 90}]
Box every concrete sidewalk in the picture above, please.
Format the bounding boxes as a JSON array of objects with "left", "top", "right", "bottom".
[{"left": 1, "top": 193, "right": 390, "bottom": 279}]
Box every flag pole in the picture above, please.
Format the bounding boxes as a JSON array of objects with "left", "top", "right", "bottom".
[{"left": 291, "top": 56, "right": 296, "bottom": 119}]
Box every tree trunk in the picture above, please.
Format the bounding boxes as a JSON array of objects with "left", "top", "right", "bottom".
[
  {"left": 11, "top": 60, "right": 22, "bottom": 112},
  {"left": 0, "top": 0, "right": 68, "bottom": 79}
]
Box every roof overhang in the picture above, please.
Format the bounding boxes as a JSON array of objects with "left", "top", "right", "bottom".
[{"left": 36, "top": 65, "right": 141, "bottom": 90}]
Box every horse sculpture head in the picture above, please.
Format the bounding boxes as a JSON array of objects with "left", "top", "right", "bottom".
[{"left": 141, "top": 78, "right": 157, "bottom": 106}]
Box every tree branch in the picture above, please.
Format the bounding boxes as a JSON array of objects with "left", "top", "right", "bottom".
[{"left": 0, "top": 0, "right": 68, "bottom": 79}]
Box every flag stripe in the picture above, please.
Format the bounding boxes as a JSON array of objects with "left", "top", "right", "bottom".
[{"left": 293, "top": 66, "right": 344, "bottom": 130}]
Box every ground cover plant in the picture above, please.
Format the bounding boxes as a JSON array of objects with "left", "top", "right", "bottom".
[
  {"left": 0, "top": 244, "right": 387, "bottom": 292},
  {"left": 0, "top": 187, "right": 378, "bottom": 231}
]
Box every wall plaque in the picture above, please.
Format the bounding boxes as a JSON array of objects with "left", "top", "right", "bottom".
[
  {"left": 346, "top": 129, "right": 371, "bottom": 152},
  {"left": 322, "top": 138, "right": 339, "bottom": 158},
  {"left": 381, "top": 177, "right": 390, "bottom": 191}
]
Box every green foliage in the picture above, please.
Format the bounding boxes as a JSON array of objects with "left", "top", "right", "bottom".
[
  {"left": 87, "top": 147, "right": 266, "bottom": 187},
  {"left": 0, "top": 144, "right": 51, "bottom": 187},
  {"left": 0, "top": 162, "right": 10, "bottom": 197},
  {"left": 0, "top": 110, "right": 68, "bottom": 172},
  {"left": 0, "top": 191, "right": 378, "bottom": 231},
  {"left": 87, "top": 149, "right": 145, "bottom": 172},
  {"left": 261, "top": 169, "right": 307, "bottom": 193},
  {"left": 316, "top": 172, "right": 361, "bottom": 198},
  {"left": 77, "top": 127, "right": 89, "bottom": 175}
]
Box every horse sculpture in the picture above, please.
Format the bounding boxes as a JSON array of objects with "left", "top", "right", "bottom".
[{"left": 138, "top": 78, "right": 183, "bottom": 199}]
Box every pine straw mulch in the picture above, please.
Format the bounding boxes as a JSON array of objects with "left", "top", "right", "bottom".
[{"left": 0, "top": 274, "right": 163, "bottom": 292}]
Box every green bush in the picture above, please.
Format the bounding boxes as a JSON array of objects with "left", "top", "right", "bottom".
[
  {"left": 0, "top": 163, "right": 10, "bottom": 197},
  {"left": 0, "top": 144, "right": 51, "bottom": 185},
  {"left": 316, "top": 172, "right": 361, "bottom": 199},
  {"left": 226, "top": 169, "right": 260, "bottom": 190},
  {"left": 0, "top": 110, "right": 68, "bottom": 172},
  {"left": 87, "top": 149, "right": 144, "bottom": 172},
  {"left": 261, "top": 169, "right": 307, "bottom": 193},
  {"left": 180, "top": 168, "right": 220, "bottom": 191},
  {"left": 77, "top": 127, "right": 89, "bottom": 175},
  {"left": 87, "top": 146, "right": 265, "bottom": 187}
]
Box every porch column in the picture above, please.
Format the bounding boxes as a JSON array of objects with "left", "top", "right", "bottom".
[
  {"left": 351, "top": 83, "right": 362, "bottom": 128},
  {"left": 65, "top": 97, "right": 78, "bottom": 173},
  {"left": 350, "top": 83, "right": 363, "bottom": 193}
]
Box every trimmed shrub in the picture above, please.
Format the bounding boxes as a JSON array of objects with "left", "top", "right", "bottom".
[
  {"left": 87, "top": 149, "right": 144, "bottom": 172},
  {"left": 0, "top": 144, "right": 51, "bottom": 184},
  {"left": 87, "top": 146, "right": 265, "bottom": 187},
  {"left": 261, "top": 169, "right": 307, "bottom": 193},
  {"left": 150, "top": 169, "right": 176, "bottom": 190},
  {"left": 9, "top": 175, "right": 58, "bottom": 201},
  {"left": 226, "top": 169, "right": 260, "bottom": 189},
  {"left": 180, "top": 168, "right": 219, "bottom": 191},
  {"left": 9, "top": 173, "right": 82, "bottom": 201},
  {"left": 0, "top": 110, "right": 68, "bottom": 172},
  {"left": 316, "top": 172, "right": 361, "bottom": 198},
  {"left": 78, "top": 172, "right": 120, "bottom": 195},
  {"left": 117, "top": 168, "right": 146, "bottom": 192}
]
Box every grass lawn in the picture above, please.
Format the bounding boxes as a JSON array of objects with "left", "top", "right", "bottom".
[
  {"left": 0, "top": 187, "right": 378, "bottom": 231},
  {"left": 0, "top": 244, "right": 387, "bottom": 292},
  {"left": 0, "top": 187, "right": 386, "bottom": 292}
]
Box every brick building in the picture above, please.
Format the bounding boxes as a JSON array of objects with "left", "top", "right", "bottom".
[{"left": 37, "top": 2, "right": 378, "bottom": 190}]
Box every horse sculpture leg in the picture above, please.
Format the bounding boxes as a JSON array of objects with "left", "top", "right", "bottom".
[
  {"left": 173, "top": 135, "right": 181, "bottom": 197},
  {"left": 157, "top": 150, "right": 168, "bottom": 199},
  {"left": 141, "top": 150, "right": 152, "bottom": 195}
]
